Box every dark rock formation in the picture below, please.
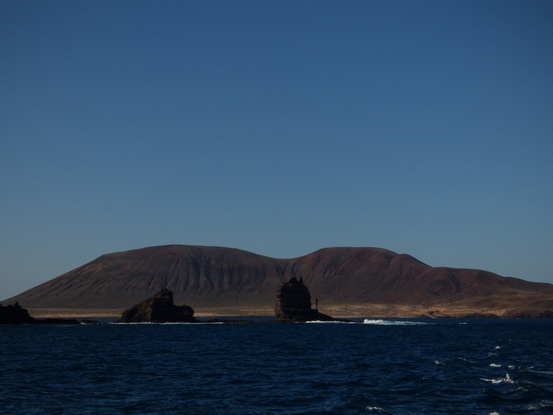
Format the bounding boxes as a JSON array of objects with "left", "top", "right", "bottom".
[
  {"left": 118, "top": 288, "right": 196, "bottom": 323},
  {"left": 275, "top": 277, "right": 334, "bottom": 322},
  {"left": 0, "top": 302, "right": 79, "bottom": 325},
  {"left": 0, "top": 302, "right": 34, "bottom": 324}
]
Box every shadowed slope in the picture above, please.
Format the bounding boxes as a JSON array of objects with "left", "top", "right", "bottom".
[
  {"left": 6, "top": 245, "right": 287, "bottom": 310},
  {"left": 4, "top": 245, "right": 553, "bottom": 317}
]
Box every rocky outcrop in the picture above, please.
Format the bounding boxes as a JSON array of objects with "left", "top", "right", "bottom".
[
  {"left": 0, "top": 302, "right": 79, "bottom": 325},
  {"left": 274, "top": 277, "right": 334, "bottom": 322},
  {"left": 0, "top": 302, "right": 34, "bottom": 324},
  {"left": 118, "top": 288, "right": 196, "bottom": 323}
]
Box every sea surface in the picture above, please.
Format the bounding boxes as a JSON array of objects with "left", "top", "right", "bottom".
[{"left": 1, "top": 318, "right": 552, "bottom": 414}]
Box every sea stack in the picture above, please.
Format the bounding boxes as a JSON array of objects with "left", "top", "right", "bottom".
[
  {"left": 118, "top": 288, "right": 196, "bottom": 323},
  {"left": 274, "top": 277, "right": 334, "bottom": 322}
]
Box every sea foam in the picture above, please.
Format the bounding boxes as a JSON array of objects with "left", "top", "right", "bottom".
[
  {"left": 362, "top": 319, "right": 429, "bottom": 326},
  {"left": 481, "top": 373, "right": 515, "bottom": 384}
]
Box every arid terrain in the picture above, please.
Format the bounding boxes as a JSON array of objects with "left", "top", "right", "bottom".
[{"left": 4, "top": 245, "right": 553, "bottom": 318}]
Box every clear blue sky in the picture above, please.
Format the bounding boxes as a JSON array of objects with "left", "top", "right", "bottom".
[{"left": 1, "top": 0, "right": 552, "bottom": 299}]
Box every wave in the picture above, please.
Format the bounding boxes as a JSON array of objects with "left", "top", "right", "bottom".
[
  {"left": 305, "top": 319, "right": 431, "bottom": 325},
  {"left": 481, "top": 373, "right": 516, "bottom": 384},
  {"left": 528, "top": 400, "right": 553, "bottom": 411},
  {"left": 362, "top": 319, "right": 430, "bottom": 326}
]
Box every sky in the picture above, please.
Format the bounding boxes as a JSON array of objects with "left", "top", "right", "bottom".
[{"left": 1, "top": 0, "right": 552, "bottom": 300}]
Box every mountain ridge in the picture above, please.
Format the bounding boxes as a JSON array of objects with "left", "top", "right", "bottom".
[{"left": 3, "top": 245, "right": 553, "bottom": 318}]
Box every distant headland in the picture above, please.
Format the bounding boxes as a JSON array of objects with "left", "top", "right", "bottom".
[{"left": 3, "top": 245, "right": 553, "bottom": 319}]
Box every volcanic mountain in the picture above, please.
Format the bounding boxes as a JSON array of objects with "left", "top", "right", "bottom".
[{"left": 4, "top": 245, "right": 553, "bottom": 318}]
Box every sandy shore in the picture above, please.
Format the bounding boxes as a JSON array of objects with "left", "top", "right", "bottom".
[
  {"left": 28, "top": 303, "right": 504, "bottom": 319},
  {"left": 28, "top": 309, "right": 124, "bottom": 319},
  {"left": 27, "top": 307, "right": 276, "bottom": 319}
]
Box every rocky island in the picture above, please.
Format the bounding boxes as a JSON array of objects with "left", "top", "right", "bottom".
[
  {"left": 275, "top": 277, "right": 334, "bottom": 322},
  {"left": 0, "top": 302, "right": 34, "bottom": 324},
  {"left": 118, "top": 288, "right": 196, "bottom": 323},
  {"left": 0, "top": 302, "right": 79, "bottom": 325}
]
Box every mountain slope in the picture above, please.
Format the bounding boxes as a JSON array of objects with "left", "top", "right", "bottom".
[
  {"left": 6, "top": 245, "right": 287, "bottom": 309},
  {"left": 4, "top": 245, "right": 553, "bottom": 317}
]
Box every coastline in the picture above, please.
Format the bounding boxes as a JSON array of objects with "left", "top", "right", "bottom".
[{"left": 26, "top": 303, "right": 514, "bottom": 319}]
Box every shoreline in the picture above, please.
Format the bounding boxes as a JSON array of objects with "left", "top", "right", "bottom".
[{"left": 25, "top": 303, "right": 517, "bottom": 319}]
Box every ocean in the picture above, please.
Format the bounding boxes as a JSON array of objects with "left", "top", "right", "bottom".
[{"left": 1, "top": 318, "right": 552, "bottom": 415}]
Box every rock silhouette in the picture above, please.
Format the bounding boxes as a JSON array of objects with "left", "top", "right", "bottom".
[
  {"left": 118, "top": 288, "right": 196, "bottom": 323},
  {"left": 275, "top": 277, "right": 334, "bottom": 322},
  {"left": 0, "top": 302, "right": 34, "bottom": 324},
  {"left": 0, "top": 302, "right": 79, "bottom": 325}
]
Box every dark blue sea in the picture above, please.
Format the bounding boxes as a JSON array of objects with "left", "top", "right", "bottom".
[{"left": 1, "top": 318, "right": 552, "bottom": 415}]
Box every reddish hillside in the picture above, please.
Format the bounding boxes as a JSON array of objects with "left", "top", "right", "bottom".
[
  {"left": 6, "top": 245, "right": 286, "bottom": 310},
  {"left": 295, "top": 247, "right": 553, "bottom": 316},
  {"left": 3, "top": 245, "right": 553, "bottom": 318}
]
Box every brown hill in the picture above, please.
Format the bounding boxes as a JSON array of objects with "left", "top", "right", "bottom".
[{"left": 4, "top": 245, "right": 553, "bottom": 318}]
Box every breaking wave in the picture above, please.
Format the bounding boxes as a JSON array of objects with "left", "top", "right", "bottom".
[
  {"left": 305, "top": 318, "right": 431, "bottom": 325},
  {"left": 362, "top": 319, "right": 430, "bottom": 325}
]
